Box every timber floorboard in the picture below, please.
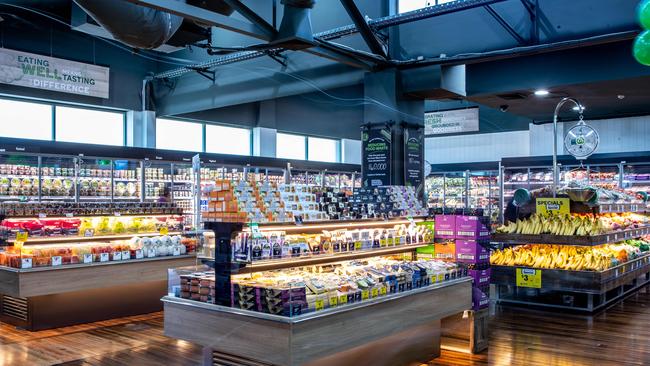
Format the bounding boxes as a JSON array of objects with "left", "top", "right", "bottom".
[{"left": 3, "top": 286, "right": 650, "bottom": 365}]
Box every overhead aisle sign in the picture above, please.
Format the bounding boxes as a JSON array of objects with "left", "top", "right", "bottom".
[{"left": 0, "top": 48, "right": 110, "bottom": 98}]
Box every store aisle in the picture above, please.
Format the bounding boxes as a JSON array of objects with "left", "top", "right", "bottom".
[{"left": 2, "top": 287, "right": 650, "bottom": 366}]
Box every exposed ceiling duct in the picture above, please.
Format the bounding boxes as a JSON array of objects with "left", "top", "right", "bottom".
[{"left": 73, "top": 0, "right": 184, "bottom": 49}]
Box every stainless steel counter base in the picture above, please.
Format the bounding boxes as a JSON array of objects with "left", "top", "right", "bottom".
[{"left": 163, "top": 277, "right": 472, "bottom": 366}]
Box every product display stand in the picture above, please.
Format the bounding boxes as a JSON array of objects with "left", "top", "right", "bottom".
[{"left": 163, "top": 219, "right": 473, "bottom": 366}]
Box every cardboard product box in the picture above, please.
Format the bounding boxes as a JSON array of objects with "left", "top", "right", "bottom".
[
  {"left": 434, "top": 241, "right": 456, "bottom": 261},
  {"left": 455, "top": 239, "right": 490, "bottom": 263},
  {"left": 472, "top": 285, "right": 490, "bottom": 310},
  {"left": 435, "top": 215, "right": 456, "bottom": 239},
  {"left": 455, "top": 215, "right": 490, "bottom": 239},
  {"left": 468, "top": 268, "right": 491, "bottom": 286}
]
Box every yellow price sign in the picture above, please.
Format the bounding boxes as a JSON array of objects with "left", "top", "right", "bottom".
[
  {"left": 338, "top": 295, "right": 348, "bottom": 305},
  {"left": 430, "top": 275, "right": 437, "bottom": 284},
  {"left": 159, "top": 227, "right": 169, "bottom": 235},
  {"left": 536, "top": 198, "right": 570, "bottom": 215},
  {"left": 15, "top": 231, "right": 28, "bottom": 242},
  {"left": 379, "top": 286, "right": 387, "bottom": 296},
  {"left": 329, "top": 297, "right": 338, "bottom": 308},
  {"left": 361, "top": 290, "right": 369, "bottom": 300},
  {"left": 437, "top": 274, "right": 444, "bottom": 282},
  {"left": 315, "top": 299, "right": 325, "bottom": 311},
  {"left": 516, "top": 268, "right": 542, "bottom": 288},
  {"left": 371, "top": 288, "right": 379, "bottom": 298},
  {"left": 354, "top": 241, "right": 362, "bottom": 250}
]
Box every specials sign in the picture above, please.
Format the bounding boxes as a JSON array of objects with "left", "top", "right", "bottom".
[
  {"left": 536, "top": 198, "right": 570, "bottom": 215},
  {"left": 0, "top": 48, "right": 109, "bottom": 98}
]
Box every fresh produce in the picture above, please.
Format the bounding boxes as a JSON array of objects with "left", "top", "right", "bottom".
[
  {"left": 495, "top": 212, "right": 648, "bottom": 236},
  {"left": 490, "top": 242, "right": 649, "bottom": 271}
]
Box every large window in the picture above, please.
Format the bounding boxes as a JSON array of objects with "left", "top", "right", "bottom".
[
  {"left": 276, "top": 133, "right": 306, "bottom": 160},
  {"left": 55, "top": 106, "right": 124, "bottom": 146},
  {"left": 156, "top": 118, "right": 203, "bottom": 152},
  {"left": 308, "top": 136, "right": 340, "bottom": 163},
  {"left": 0, "top": 98, "right": 52, "bottom": 140},
  {"left": 205, "top": 124, "right": 250, "bottom": 156}
]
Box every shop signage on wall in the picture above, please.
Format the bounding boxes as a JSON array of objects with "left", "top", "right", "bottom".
[
  {"left": 0, "top": 48, "right": 110, "bottom": 98},
  {"left": 362, "top": 125, "right": 392, "bottom": 187},
  {"left": 403, "top": 126, "right": 424, "bottom": 193},
  {"left": 424, "top": 107, "right": 479, "bottom": 135}
]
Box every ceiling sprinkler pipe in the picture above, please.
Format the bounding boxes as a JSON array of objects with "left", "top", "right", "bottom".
[{"left": 552, "top": 97, "right": 583, "bottom": 197}]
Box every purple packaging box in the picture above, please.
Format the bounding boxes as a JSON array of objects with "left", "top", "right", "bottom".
[
  {"left": 468, "top": 268, "right": 491, "bottom": 286},
  {"left": 455, "top": 239, "right": 490, "bottom": 263},
  {"left": 455, "top": 216, "right": 490, "bottom": 239},
  {"left": 434, "top": 215, "right": 456, "bottom": 239},
  {"left": 472, "top": 285, "right": 489, "bottom": 310}
]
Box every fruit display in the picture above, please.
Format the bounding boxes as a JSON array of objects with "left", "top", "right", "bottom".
[
  {"left": 1, "top": 214, "right": 183, "bottom": 239},
  {"left": 495, "top": 212, "right": 648, "bottom": 236},
  {"left": 0, "top": 234, "right": 197, "bottom": 269},
  {"left": 232, "top": 223, "right": 434, "bottom": 262},
  {"left": 490, "top": 241, "right": 650, "bottom": 271},
  {"left": 176, "top": 258, "right": 464, "bottom": 314}
]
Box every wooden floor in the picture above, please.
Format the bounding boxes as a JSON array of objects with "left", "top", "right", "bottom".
[{"left": 3, "top": 286, "right": 650, "bottom": 366}]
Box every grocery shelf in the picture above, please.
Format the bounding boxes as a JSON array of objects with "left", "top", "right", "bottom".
[
  {"left": 595, "top": 202, "right": 647, "bottom": 214},
  {"left": 491, "top": 226, "right": 650, "bottom": 246},
  {"left": 3, "top": 213, "right": 183, "bottom": 219},
  {"left": 8, "top": 231, "right": 183, "bottom": 245},
  {"left": 234, "top": 243, "right": 430, "bottom": 274}
]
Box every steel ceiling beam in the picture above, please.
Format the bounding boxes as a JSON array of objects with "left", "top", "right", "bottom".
[
  {"left": 484, "top": 5, "right": 526, "bottom": 45},
  {"left": 222, "top": 0, "right": 278, "bottom": 40},
  {"left": 339, "top": 0, "right": 386, "bottom": 58},
  {"left": 121, "top": 0, "right": 272, "bottom": 41}
]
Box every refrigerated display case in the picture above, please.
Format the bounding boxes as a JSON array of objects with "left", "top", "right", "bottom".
[{"left": 162, "top": 217, "right": 472, "bottom": 366}]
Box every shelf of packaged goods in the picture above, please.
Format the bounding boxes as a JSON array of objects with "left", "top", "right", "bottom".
[
  {"left": 146, "top": 179, "right": 172, "bottom": 183},
  {"left": 112, "top": 196, "right": 140, "bottom": 200},
  {"left": 172, "top": 180, "right": 193, "bottom": 184},
  {"left": 0, "top": 196, "right": 39, "bottom": 200},
  {"left": 504, "top": 181, "right": 551, "bottom": 185},
  {"left": 491, "top": 226, "right": 650, "bottom": 246},
  {"left": 4, "top": 213, "right": 183, "bottom": 219},
  {"left": 490, "top": 253, "right": 650, "bottom": 294},
  {"left": 0, "top": 254, "right": 196, "bottom": 298},
  {"left": 234, "top": 243, "right": 431, "bottom": 274},
  {"left": 162, "top": 277, "right": 470, "bottom": 366},
  {"left": 6, "top": 231, "right": 184, "bottom": 245},
  {"left": 228, "top": 217, "right": 428, "bottom": 232},
  {"left": 40, "top": 196, "right": 76, "bottom": 200}
]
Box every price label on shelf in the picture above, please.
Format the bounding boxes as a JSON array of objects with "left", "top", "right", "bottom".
[
  {"left": 430, "top": 275, "right": 437, "bottom": 284},
  {"left": 315, "top": 299, "right": 325, "bottom": 311},
  {"left": 114, "top": 212, "right": 121, "bottom": 217},
  {"left": 437, "top": 274, "right": 444, "bottom": 282},
  {"left": 112, "top": 252, "right": 122, "bottom": 261},
  {"left": 51, "top": 256, "right": 62, "bottom": 267},
  {"left": 84, "top": 229, "right": 95, "bottom": 237},
  {"left": 338, "top": 295, "right": 348, "bottom": 305},
  {"left": 380, "top": 286, "right": 387, "bottom": 296},
  {"left": 135, "top": 250, "right": 144, "bottom": 259},
  {"left": 100, "top": 253, "right": 109, "bottom": 262},
  {"left": 159, "top": 227, "right": 169, "bottom": 235},
  {"left": 21, "top": 258, "right": 32, "bottom": 269},
  {"left": 38, "top": 213, "right": 46, "bottom": 219},
  {"left": 147, "top": 249, "right": 157, "bottom": 258},
  {"left": 516, "top": 268, "right": 542, "bottom": 288},
  {"left": 328, "top": 297, "right": 338, "bottom": 308},
  {"left": 65, "top": 213, "right": 74, "bottom": 218},
  {"left": 16, "top": 231, "right": 28, "bottom": 242},
  {"left": 354, "top": 241, "right": 362, "bottom": 250},
  {"left": 172, "top": 247, "right": 181, "bottom": 256},
  {"left": 83, "top": 253, "right": 93, "bottom": 264},
  {"left": 371, "top": 288, "right": 379, "bottom": 298},
  {"left": 121, "top": 251, "right": 131, "bottom": 260},
  {"left": 361, "top": 290, "right": 369, "bottom": 300}
]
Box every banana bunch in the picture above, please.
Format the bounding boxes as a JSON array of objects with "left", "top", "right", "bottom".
[
  {"left": 490, "top": 243, "right": 643, "bottom": 271},
  {"left": 495, "top": 213, "right": 605, "bottom": 236}
]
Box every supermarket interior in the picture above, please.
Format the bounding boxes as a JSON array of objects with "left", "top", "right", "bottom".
[{"left": 1, "top": 0, "right": 650, "bottom": 365}]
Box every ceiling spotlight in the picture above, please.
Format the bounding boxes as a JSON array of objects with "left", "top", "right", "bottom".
[
  {"left": 534, "top": 89, "right": 550, "bottom": 96},
  {"left": 617, "top": 94, "right": 625, "bottom": 100}
]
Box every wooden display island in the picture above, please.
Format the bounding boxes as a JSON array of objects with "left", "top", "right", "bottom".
[
  {"left": 163, "top": 277, "right": 472, "bottom": 366},
  {"left": 0, "top": 255, "right": 196, "bottom": 330}
]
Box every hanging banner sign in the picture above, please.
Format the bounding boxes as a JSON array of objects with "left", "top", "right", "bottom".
[
  {"left": 362, "top": 126, "right": 392, "bottom": 187},
  {"left": 403, "top": 126, "right": 424, "bottom": 194},
  {"left": 0, "top": 48, "right": 110, "bottom": 98},
  {"left": 424, "top": 107, "right": 479, "bottom": 135}
]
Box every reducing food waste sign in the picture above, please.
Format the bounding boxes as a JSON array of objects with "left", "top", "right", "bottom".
[
  {"left": 362, "top": 126, "right": 392, "bottom": 187},
  {"left": 0, "top": 48, "right": 110, "bottom": 98}
]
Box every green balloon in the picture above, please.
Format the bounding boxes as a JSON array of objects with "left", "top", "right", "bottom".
[
  {"left": 634, "top": 31, "right": 650, "bottom": 66},
  {"left": 639, "top": 0, "right": 650, "bottom": 29}
]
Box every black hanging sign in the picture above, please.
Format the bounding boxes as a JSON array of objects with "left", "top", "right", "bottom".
[
  {"left": 362, "top": 125, "right": 392, "bottom": 187},
  {"left": 403, "top": 126, "right": 424, "bottom": 198}
]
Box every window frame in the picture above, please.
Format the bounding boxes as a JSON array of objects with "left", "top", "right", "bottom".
[
  {"left": 204, "top": 123, "right": 252, "bottom": 156},
  {"left": 276, "top": 132, "right": 308, "bottom": 160},
  {"left": 307, "top": 135, "right": 341, "bottom": 163},
  {"left": 53, "top": 104, "right": 127, "bottom": 146}
]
